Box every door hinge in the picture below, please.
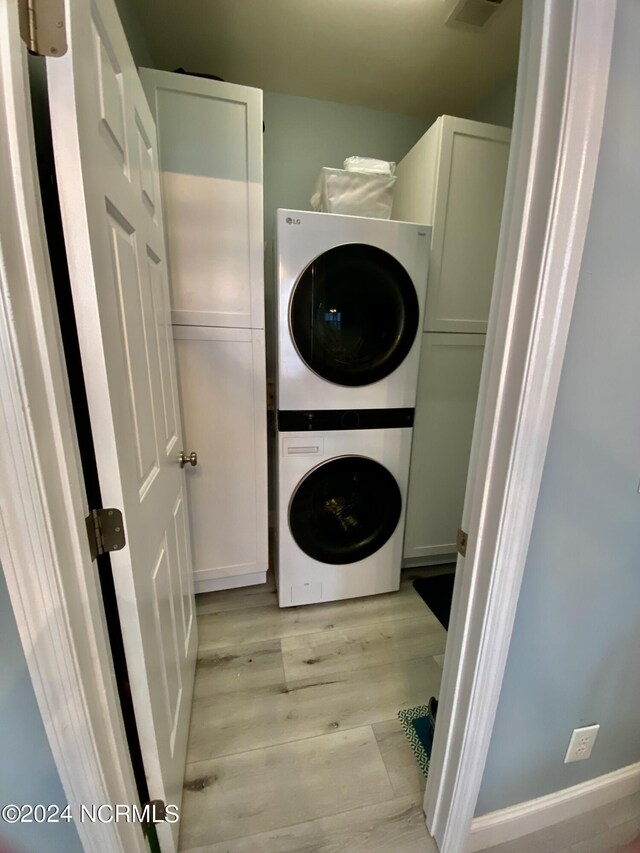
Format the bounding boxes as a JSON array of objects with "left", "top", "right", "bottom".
[
  {"left": 456, "top": 527, "right": 468, "bottom": 557},
  {"left": 141, "top": 800, "right": 166, "bottom": 834},
  {"left": 85, "top": 508, "right": 126, "bottom": 561},
  {"left": 18, "top": 0, "right": 67, "bottom": 57}
]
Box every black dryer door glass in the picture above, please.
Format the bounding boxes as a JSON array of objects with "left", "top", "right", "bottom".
[
  {"left": 289, "top": 456, "right": 402, "bottom": 565},
  {"left": 290, "top": 244, "right": 419, "bottom": 387}
]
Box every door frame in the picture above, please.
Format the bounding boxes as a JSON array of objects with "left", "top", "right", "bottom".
[
  {"left": 0, "top": 4, "right": 616, "bottom": 853},
  {"left": 0, "top": 3, "right": 147, "bottom": 852},
  {"left": 424, "top": 2, "right": 617, "bottom": 852}
]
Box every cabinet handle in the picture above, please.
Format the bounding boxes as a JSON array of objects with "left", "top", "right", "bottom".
[{"left": 179, "top": 450, "right": 198, "bottom": 468}]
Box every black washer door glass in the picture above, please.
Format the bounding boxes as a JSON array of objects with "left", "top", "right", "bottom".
[
  {"left": 290, "top": 244, "right": 419, "bottom": 386},
  {"left": 289, "top": 456, "right": 402, "bottom": 565}
]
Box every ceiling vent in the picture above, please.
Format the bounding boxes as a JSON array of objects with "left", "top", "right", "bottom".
[{"left": 446, "top": 0, "right": 505, "bottom": 30}]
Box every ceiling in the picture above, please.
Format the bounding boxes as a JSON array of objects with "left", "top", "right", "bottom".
[{"left": 123, "top": 0, "right": 522, "bottom": 119}]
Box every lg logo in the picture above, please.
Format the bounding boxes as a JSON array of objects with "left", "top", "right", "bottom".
[{"left": 286, "top": 217, "right": 301, "bottom": 225}]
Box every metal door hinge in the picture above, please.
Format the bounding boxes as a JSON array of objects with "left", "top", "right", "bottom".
[
  {"left": 85, "top": 508, "right": 126, "bottom": 561},
  {"left": 456, "top": 527, "right": 468, "bottom": 557},
  {"left": 18, "top": 0, "right": 67, "bottom": 57}
]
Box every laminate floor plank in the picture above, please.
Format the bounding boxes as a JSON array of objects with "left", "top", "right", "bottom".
[
  {"left": 559, "top": 816, "right": 640, "bottom": 852},
  {"left": 192, "top": 639, "right": 284, "bottom": 702},
  {"left": 281, "top": 615, "right": 447, "bottom": 681},
  {"left": 373, "top": 719, "right": 427, "bottom": 798},
  {"left": 179, "top": 796, "right": 438, "bottom": 853},
  {"left": 180, "top": 575, "right": 444, "bottom": 851},
  {"left": 179, "top": 726, "right": 395, "bottom": 849},
  {"left": 184, "top": 571, "right": 640, "bottom": 853},
  {"left": 197, "top": 581, "right": 432, "bottom": 651},
  {"left": 195, "top": 575, "right": 277, "bottom": 615},
  {"left": 187, "top": 655, "right": 442, "bottom": 763}
]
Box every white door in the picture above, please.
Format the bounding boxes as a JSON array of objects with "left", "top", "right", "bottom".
[
  {"left": 140, "top": 68, "right": 264, "bottom": 329},
  {"left": 403, "top": 333, "right": 486, "bottom": 561},
  {"left": 425, "top": 117, "right": 511, "bottom": 334},
  {"left": 173, "top": 326, "right": 269, "bottom": 592},
  {"left": 46, "top": 1, "right": 197, "bottom": 850}
]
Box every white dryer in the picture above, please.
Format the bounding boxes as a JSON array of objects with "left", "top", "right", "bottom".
[
  {"left": 276, "top": 414, "right": 412, "bottom": 607},
  {"left": 276, "top": 210, "right": 430, "bottom": 411}
]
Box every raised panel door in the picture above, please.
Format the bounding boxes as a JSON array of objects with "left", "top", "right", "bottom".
[
  {"left": 404, "top": 333, "right": 486, "bottom": 560},
  {"left": 141, "top": 69, "right": 264, "bottom": 329},
  {"left": 426, "top": 117, "right": 511, "bottom": 333},
  {"left": 47, "top": 3, "right": 196, "bottom": 849},
  {"left": 172, "top": 326, "right": 268, "bottom": 591}
]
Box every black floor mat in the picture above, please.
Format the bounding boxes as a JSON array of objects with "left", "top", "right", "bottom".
[{"left": 412, "top": 573, "right": 455, "bottom": 630}]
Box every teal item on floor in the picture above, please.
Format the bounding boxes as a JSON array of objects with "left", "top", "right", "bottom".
[{"left": 397, "top": 705, "right": 433, "bottom": 777}]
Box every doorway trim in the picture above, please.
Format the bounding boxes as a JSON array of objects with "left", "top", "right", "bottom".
[
  {"left": 0, "top": 3, "right": 146, "bottom": 852},
  {"left": 424, "top": 2, "right": 617, "bottom": 852},
  {"left": 0, "top": 2, "right": 617, "bottom": 853}
]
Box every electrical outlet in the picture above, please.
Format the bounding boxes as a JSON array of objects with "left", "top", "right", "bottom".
[{"left": 564, "top": 724, "right": 600, "bottom": 763}]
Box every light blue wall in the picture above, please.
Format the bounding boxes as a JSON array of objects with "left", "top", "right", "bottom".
[
  {"left": 262, "top": 91, "right": 432, "bottom": 370},
  {"left": 466, "top": 73, "right": 517, "bottom": 128},
  {"left": 113, "top": 0, "right": 153, "bottom": 67},
  {"left": 477, "top": 0, "right": 640, "bottom": 815},
  {"left": 0, "top": 568, "right": 83, "bottom": 853},
  {"left": 263, "top": 91, "right": 432, "bottom": 227}
]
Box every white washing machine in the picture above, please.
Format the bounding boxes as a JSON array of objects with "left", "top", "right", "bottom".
[
  {"left": 276, "top": 209, "right": 431, "bottom": 411},
  {"left": 276, "top": 415, "right": 413, "bottom": 607}
]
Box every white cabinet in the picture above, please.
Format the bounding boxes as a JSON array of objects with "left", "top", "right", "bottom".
[
  {"left": 394, "top": 116, "right": 509, "bottom": 562},
  {"left": 140, "top": 69, "right": 264, "bottom": 329},
  {"left": 173, "top": 326, "right": 268, "bottom": 592},
  {"left": 142, "top": 69, "right": 268, "bottom": 592},
  {"left": 403, "top": 334, "right": 485, "bottom": 561},
  {"left": 393, "top": 116, "right": 510, "bottom": 334}
]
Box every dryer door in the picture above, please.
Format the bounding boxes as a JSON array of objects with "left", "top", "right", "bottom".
[
  {"left": 289, "top": 244, "right": 419, "bottom": 386},
  {"left": 289, "top": 455, "right": 402, "bottom": 565}
]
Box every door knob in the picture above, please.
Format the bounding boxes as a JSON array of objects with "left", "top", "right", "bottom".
[{"left": 179, "top": 450, "right": 198, "bottom": 468}]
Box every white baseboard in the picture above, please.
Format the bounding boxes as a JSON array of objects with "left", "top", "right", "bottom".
[
  {"left": 466, "top": 762, "right": 640, "bottom": 852},
  {"left": 401, "top": 553, "right": 457, "bottom": 569},
  {"left": 194, "top": 571, "right": 267, "bottom": 594}
]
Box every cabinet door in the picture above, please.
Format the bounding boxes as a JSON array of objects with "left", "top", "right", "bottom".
[
  {"left": 173, "top": 326, "right": 268, "bottom": 591},
  {"left": 426, "top": 117, "right": 510, "bottom": 333},
  {"left": 403, "top": 333, "right": 485, "bottom": 561},
  {"left": 141, "top": 69, "right": 264, "bottom": 329}
]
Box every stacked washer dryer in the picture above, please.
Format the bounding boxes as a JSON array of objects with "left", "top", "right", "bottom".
[{"left": 275, "top": 209, "right": 430, "bottom": 607}]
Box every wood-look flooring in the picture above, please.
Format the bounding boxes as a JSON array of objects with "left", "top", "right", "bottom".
[
  {"left": 178, "top": 568, "right": 449, "bottom": 852},
  {"left": 178, "top": 568, "right": 640, "bottom": 852}
]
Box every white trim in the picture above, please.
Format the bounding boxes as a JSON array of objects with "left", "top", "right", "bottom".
[
  {"left": 425, "top": 2, "right": 617, "bottom": 852},
  {"left": 194, "top": 571, "right": 267, "bottom": 594},
  {"left": 466, "top": 763, "right": 640, "bottom": 852},
  {"left": 401, "top": 555, "right": 457, "bottom": 571},
  {"left": 0, "top": 2, "right": 619, "bottom": 853},
  {"left": 0, "top": 6, "right": 145, "bottom": 853}
]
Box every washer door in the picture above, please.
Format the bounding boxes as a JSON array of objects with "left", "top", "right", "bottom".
[
  {"left": 289, "top": 456, "right": 402, "bottom": 565},
  {"left": 289, "top": 244, "right": 419, "bottom": 387}
]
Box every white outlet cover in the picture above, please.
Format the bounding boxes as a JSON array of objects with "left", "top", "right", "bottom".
[{"left": 564, "top": 724, "right": 600, "bottom": 763}]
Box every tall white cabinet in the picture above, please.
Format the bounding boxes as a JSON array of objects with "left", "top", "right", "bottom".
[
  {"left": 393, "top": 116, "right": 510, "bottom": 562},
  {"left": 141, "top": 69, "right": 268, "bottom": 592}
]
